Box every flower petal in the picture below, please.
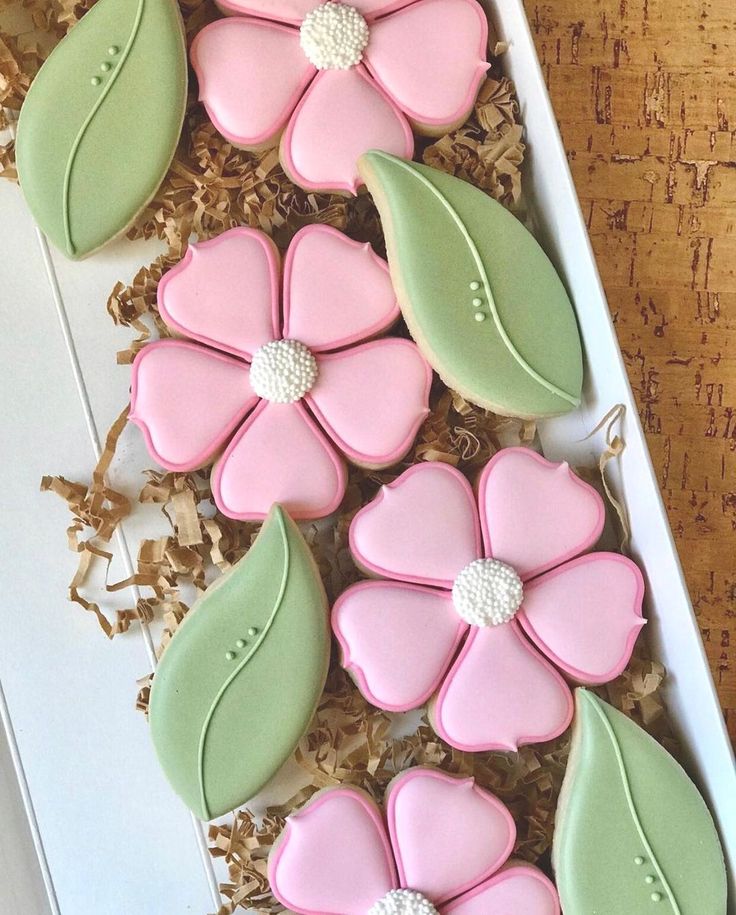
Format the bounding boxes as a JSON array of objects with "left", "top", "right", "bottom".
[
  {"left": 211, "top": 400, "right": 346, "bottom": 520},
  {"left": 332, "top": 581, "right": 466, "bottom": 712},
  {"left": 365, "top": 0, "right": 488, "bottom": 129},
  {"left": 432, "top": 621, "right": 574, "bottom": 752},
  {"left": 191, "top": 18, "right": 314, "bottom": 147},
  {"left": 130, "top": 340, "right": 257, "bottom": 472},
  {"left": 281, "top": 66, "right": 413, "bottom": 193},
  {"left": 282, "top": 225, "right": 399, "bottom": 351},
  {"left": 387, "top": 769, "right": 515, "bottom": 904},
  {"left": 217, "top": 0, "right": 414, "bottom": 26},
  {"left": 478, "top": 448, "right": 605, "bottom": 580},
  {"left": 268, "top": 788, "right": 397, "bottom": 915},
  {"left": 518, "top": 553, "right": 646, "bottom": 684},
  {"left": 306, "top": 339, "right": 430, "bottom": 467},
  {"left": 158, "top": 228, "right": 280, "bottom": 360},
  {"left": 349, "top": 463, "right": 482, "bottom": 587},
  {"left": 442, "top": 864, "right": 560, "bottom": 915}
]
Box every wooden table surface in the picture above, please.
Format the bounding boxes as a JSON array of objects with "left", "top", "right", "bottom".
[{"left": 525, "top": 0, "right": 735, "bottom": 742}]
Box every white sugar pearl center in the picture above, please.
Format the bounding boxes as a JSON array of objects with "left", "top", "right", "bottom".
[
  {"left": 250, "top": 339, "right": 318, "bottom": 404},
  {"left": 300, "top": 2, "right": 369, "bottom": 70},
  {"left": 452, "top": 558, "right": 524, "bottom": 627},
  {"left": 368, "top": 889, "right": 439, "bottom": 915}
]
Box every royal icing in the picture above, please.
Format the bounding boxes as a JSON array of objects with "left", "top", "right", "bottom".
[
  {"left": 130, "top": 225, "right": 431, "bottom": 521},
  {"left": 191, "top": 0, "right": 488, "bottom": 192},
  {"left": 16, "top": 0, "right": 187, "bottom": 258},
  {"left": 358, "top": 151, "right": 584, "bottom": 417},
  {"left": 268, "top": 767, "right": 560, "bottom": 914},
  {"left": 332, "top": 448, "right": 646, "bottom": 751},
  {"left": 553, "top": 690, "right": 727, "bottom": 914},
  {"left": 148, "top": 505, "right": 330, "bottom": 820}
]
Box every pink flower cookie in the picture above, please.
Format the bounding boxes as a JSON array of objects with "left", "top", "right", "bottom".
[
  {"left": 269, "top": 767, "right": 560, "bottom": 915},
  {"left": 333, "top": 448, "right": 646, "bottom": 751},
  {"left": 130, "top": 225, "right": 431, "bottom": 520},
  {"left": 190, "top": 0, "right": 489, "bottom": 193}
]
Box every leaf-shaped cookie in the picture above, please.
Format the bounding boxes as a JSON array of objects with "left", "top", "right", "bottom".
[
  {"left": 358, "top": 151, "right": 583, "bottom": 418},
  {"left": 148, "top": 505, "right": 330, "bottom": 820},
  {"left": 553, "top": 690, "right": 727, "bottom": 914},
  {"left": 16, "top": 0, "right": 187, "bottom": 259}
]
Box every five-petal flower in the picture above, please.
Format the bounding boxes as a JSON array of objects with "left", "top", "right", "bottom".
[
  {"left": 191, "top": 0, "right": 489, "bottom": 192},
  {"left": 332, "top": 448, "right": 646, "bottom": 751},
  {"left": 130, "top": 225, "right": 431, "bottom": 521},
  {"left": 269, "top": 767, "right": 560, "bottom": 915}
]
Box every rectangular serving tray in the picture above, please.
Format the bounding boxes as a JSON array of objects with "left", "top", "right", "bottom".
[{"left": 0, "top": 1, "right": 733, "bottom": 911}]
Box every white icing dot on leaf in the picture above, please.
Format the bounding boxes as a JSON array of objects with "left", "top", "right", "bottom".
[
  {"left": 300, "top": 2, "right": 369, "bottom": 70},
  {"left": 250, "top": 339, "right": 318, "bottom": 404},
  {"left": 368, "top": 889, "right": 439, "bottom": 915},
  {"left": 452, "top": 558, "right": 523, "bottom": 627}
]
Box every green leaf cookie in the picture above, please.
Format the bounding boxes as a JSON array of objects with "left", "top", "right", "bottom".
[
  {"left": 16, "top": 0, "right": 187, "bottom": 259},
  {"left": 359, "top": 151, "right": 583, "bottom": 418},
  {"left": 553, "top": 690, "right": 727, "bottom": 914},
  {"left": 149, "top": 505, "right": 330, "bottom": 821}
]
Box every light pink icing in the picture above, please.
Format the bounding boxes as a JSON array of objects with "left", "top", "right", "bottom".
[
  {"left": 332, "top": 447, "right": 645, "bottom": 750},
  {"left": 130, "top": 225, "right": 430, "bottom": 520},
  {"left": 268, "top": 768, "right": 559, "bottom": 912},
  {"left": 441, "top": 865, "right": 561, "bottom": 915},
  {"left": 386, "top": 769, "right": 515, "bottom": 904},
  {"left": 193, "top": 0, "right": 488, "bottom": 192},
  {"left": 333, "top": 581, "right": 467, "bottom": 711}
]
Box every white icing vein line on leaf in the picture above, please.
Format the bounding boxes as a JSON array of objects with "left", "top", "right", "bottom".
[
  {"left": 586, "top": 693, "right": 680, "bottom": 914},
  {"left": 196, "top": 511, "right": 291, "bottom": 819},
  {"left": 61, "top": 0, "right": 146, "bottom": 255},
  {"left": 383, "top": 154, "right": 579, "bottom": 407}
]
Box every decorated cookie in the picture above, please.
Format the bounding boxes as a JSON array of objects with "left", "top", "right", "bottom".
[
  {"left": 358, "top": 151, "right": 584, "bottom": 418},
  {"left": 190, "top": 0, "right": 488, "bottom": 193},
  {"left": 16, "top": 0, "right": 187, "bottom": 259},
  {"left": 149, "top": 505, "right": 330, "bottom": 820},
  {"left": 269, "top": 766, "right": 560, "bottom": 914},
  {"left": 553, "top": 690, "right": 727, "bottom": 914},
  {"left": 130, "top": 225, "right": 431, "bottom": 520},
  {"left": 332, "top": 448, "right": 646, "bottom": 751}
]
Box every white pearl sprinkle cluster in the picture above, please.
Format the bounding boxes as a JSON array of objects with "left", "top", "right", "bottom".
[
  {"left": 452, "top": 558, "right": 524, "bottom": 627},
  {"left": 300, "top": 2, "right": 370, "bottom": 70},
  {"left": 367, "top": 889, "right": 439, "bottom": 915},
  {"left": 249, "top": 339, "right": 318, "bottom": 404}
]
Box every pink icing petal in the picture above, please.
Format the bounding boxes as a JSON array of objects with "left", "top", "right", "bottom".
[
  {"left": 268, "top": 788, "right": 398, "bottom": 915},
  {"left": 216, "top": 0, "right": 415, "bottom": 26},
  {"left": 281, "top": 66, "right": 414, "bottom": 193},
  {"left": 130, "top": 340, "right": 258, "bottom": 472},
  {"left": 365, "top": 0, "right": 489, "bottom": 128},
  {"left": 349, "top": 463, "right": 482, "bottom": 587},
  {"left": 306, "top": 339, "right": 431, "bottom": 467},
  {"left": 191, "top": 18, "right": 315, "bottom": 148},
  {"left": 441, "top": 864, "right": 561, "bottom": 915},
  {"left": 332, "top": 581, "right": 467, "bottom": 712},
  {"left": 211, "top": 400, "right": 346, "bottom": 520},
  {"left": 282, "top": 225, "right": 399, "bottom": 351},
  {"left": 157, "top": 228, "right": 280, "bottom": 360},
  {"left": 386, "top": 769, "right": 516, "bottom": 904},
  {"left": 433, "top": 621, "right": 574, "bottom": 752},
  {"left": 518, "top": 553, "right": 646, "bottom": 684},
  {"left": 478, "top": 448, "right": 605, "bottom": 580}
]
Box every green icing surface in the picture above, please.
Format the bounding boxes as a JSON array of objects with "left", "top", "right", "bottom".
[
  {"left": 148, "top": 506, "right": 330, "bottom": 821},
  {"left": 553, "top": 690, "right": 727, "bottom": 915},
  {"left": 16, "top": 0, "right": 186, "bottom": 259},
  {"left": 359, "top": 151, "right": 583, "bottom": 418}
]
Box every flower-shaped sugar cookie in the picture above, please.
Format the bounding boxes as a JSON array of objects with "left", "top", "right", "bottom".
[
  {"left": 333, "top": 448, "right": 646, "bottom": 751},
  {"left": 269, "top": 767, "right": 560, "bottom": 914},
  {"left": 190, "top": 0, "right": 488, "bottom": 193},
  {"left": 130, "top": 225, "right": 431, "bottom": 520}
]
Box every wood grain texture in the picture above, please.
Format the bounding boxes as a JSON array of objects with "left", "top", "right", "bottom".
[{"left": 524, "top": 0, "right": 735, "bottom": 741}]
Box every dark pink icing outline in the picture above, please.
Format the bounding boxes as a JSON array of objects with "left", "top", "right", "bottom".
[
  {"left": 440, "top": 863, "right": 561, "bottom": 915},
  {"left": 215, "top": 0, "right": 416, "bottom": 26}
]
